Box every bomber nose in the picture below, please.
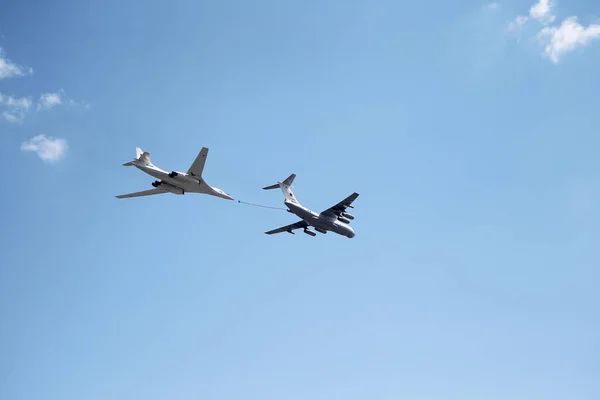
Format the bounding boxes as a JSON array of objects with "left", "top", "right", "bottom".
[{"left": 217, "top": 189, "right": 235, "bottom": 200}]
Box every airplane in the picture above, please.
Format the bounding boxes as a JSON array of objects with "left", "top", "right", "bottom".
[
  {"left": 262, "top": 173, "right": 358, "bottom": 238},
  {"left": 116, "top": 147, "right": 234, "bottom": 201}
]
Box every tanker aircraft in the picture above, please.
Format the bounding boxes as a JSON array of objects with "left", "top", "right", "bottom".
[
  {"left": 116, "top": 147, "right": 234, "bottom": 200},
  {"left": 263, "top": 173, "right": 358, "bottom": 238}
]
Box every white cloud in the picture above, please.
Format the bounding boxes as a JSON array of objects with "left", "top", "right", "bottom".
[
  {"left": 3, "top": 111, "right": 20, "bottom": 123},
  {"left": 0, "top": 47, "right": 32, "bottom": 79},
  {"left": 1, "top": 89, "right": 88, "bottom": 123},
  {"left": 0, "top": 43, "right": 88, "bottom": 128},
  {"left": 67, "top": 98, "right": 91, "bottom": 110},
  {"left": 507, "top": 1, "right": 600, "bottom": 62},
  {"left": 508, "top": 0, "right": 555, "bottom": 36},
  {"left": 537, "top": 17, "right": 600, "bottom": 63},
  {"left": 529, "top": 0, "right": 556, "bottom": 24},
  {"left": 508, "top": 15, "right": 529, "bottom": 37},
  {"left": 486, "top": 2, "right": 499, "bottom": 10},
  {"left": 20, "top": 134, "right": 68, "bottom": 162},
  {"left": 0, "top": 93, "right": 32, "bottom": 123},
  {"left": 38, "top": 92, "right": 63, "bottom": 110},
  {"left": 36, "top": 89, "right": 89, "bottom": 111}
]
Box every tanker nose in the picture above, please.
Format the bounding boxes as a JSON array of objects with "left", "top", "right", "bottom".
[{"left": 347, "top": 227, "right": 355, "bottom": 238}]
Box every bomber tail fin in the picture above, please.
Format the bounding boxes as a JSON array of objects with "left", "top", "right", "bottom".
[
  {"left": 263, "top": 173, "right": 298, "bottom": 204},
  {"left": 123, "top": 147, "right": 151, "bottom": 166}
]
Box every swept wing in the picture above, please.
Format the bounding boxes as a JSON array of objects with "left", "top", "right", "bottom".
[
  {"left": 319, "top": 192, "right": 359, "bottom": 218},
  {"left": 265, "top": 220, "right": 309, "bottom": 235},
  {"left": 187, "top": 147, "right": 208, "bottom": 177},
  {"left": 115, "top": 188, "right": 166, "bottom": 199}
]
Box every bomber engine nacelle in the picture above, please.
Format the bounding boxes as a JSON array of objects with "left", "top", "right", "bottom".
[
  {"left": 168, "top": 171, "right": 179, "bottom": 178},
  {"left": 338, "top": 217, "right": 351, "bottom": 224},
  {"left": 342, "top": 212, "right": 354, "bottom": 220}
]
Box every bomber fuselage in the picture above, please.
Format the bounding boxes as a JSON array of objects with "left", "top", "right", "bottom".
[{"left": 134, "top": 162, "right": 233, "bottom": 200}]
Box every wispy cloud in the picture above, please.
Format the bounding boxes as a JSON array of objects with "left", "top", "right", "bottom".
[
  {"left": 0, "top": 47, "right": 32, "bottom": 79},
  {"left": 537, "top": 17, "right": 600, "bottom": 63},
  {"left": 1, "top": 43, "right": 88, "bottom": 129},
  {"left": 20, "top": 134, "right": 68, "bottom": 162},
  {"left": 3, "top": 111, "right": 20, "bottom": 123},
  {"left": 507, "top": 0, "right": 600, "bottom": 62},
  {"left": 508, "top": 0, "right": 555, "bottom": 36},
  {"left": 67, "top": 98, "right": 90, "bottom": 110},
  {"left": 529, "top": 0, "right": 555, "bottom": 24},
  {"left": 0, "top": 93, "right": 32, "bottom": 123},
  {"left": 37, "top": 92, "right": 63, "bottom": 110},
  {"left": 1, "top": 42, "right": 81, "bottom": 164},
  {"left": 0, "top": 48, "right": 34, "bottom": 123},
  {"left": 485, "top": 2, "right": 500, "bottom": 10},
  {"left": 508, "top": 15, "right": 529, "bottom": 37},
  {"left": 0, "top": 89, "right": 90, "bottom": 122},
  {"left": 37, "top": 89, "right": 90, "bottom": 111}
]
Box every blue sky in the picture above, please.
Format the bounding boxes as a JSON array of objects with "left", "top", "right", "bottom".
[{"left": 1, "top": 0, "right": 599, "bottom": 398}]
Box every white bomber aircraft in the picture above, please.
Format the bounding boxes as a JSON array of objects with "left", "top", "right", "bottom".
[
  {"left": 116, "top": 147, "right": 234, "bottom": 200},
  {"left": 263, "top": 173, "right": 358, "bottom": 238}
]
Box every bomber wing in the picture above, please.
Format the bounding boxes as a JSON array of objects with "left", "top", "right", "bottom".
[
  {"left": 187, "top": 147, "right": 208, "bottom": 177},
  {"left": 115, "top": 188, "right": 166, "bottom": 199},
  {"left": 265, "top": 220, "right": 309, "bottom": 235},
  {"left": 319, "top": 192, "right": 359, "bottom": 218}
]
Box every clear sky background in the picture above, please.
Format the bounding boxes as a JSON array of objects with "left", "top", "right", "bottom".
[{"left": 1, "top": 0, "right": 599, "bottom": 399}]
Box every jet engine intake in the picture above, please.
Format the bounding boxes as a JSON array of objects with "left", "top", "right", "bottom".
[
  {"left": 151, "top": 180, "right": 161, "bottom": 187},
  {"left": 168, "top": 171, "right": 178, "bottom": 178}
]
